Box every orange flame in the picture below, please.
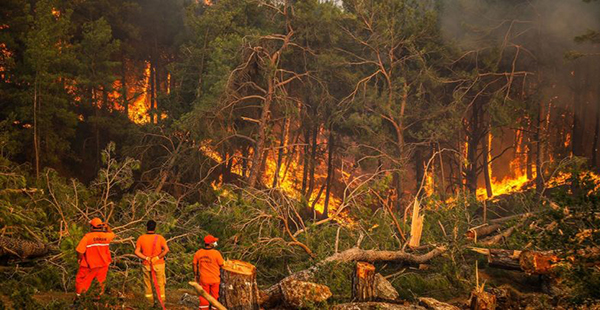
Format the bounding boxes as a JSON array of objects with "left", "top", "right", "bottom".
[{"left": 128, "top": 61, "right": 152, "bottom": 124}]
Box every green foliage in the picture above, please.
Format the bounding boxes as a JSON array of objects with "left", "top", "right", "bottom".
[{"left": 313, "top": 261, "right": 354, "bottom": 302}]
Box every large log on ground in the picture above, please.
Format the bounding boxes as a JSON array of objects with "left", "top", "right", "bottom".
[
  {"left": 418, "top": 297, "right": 460, "bottom": 310},
  {"left": 262, "top": 246, "right": 447, "bottom": 304},
  {"left": 219, "top": 260, "right": 259, "bottom": 310},
  {"left": 518, "top": 250, "right": 558, "bottom": 275},
  {"left": 470, "top": 248, "right": 521, "bottom": 270},
  {"left": 353, "top": 262, "right": 376, "bottom": 301},
  {"left": 468, "top": 290, "right": 496, "bottom": 310},
  {"left": 323, "top": 246, "right": 448, "bottom": 264},
  {"left": 261, "top": 278, "right": 331, "bottom": 308},
  {"left": 280, "top": 279, "right": 332, "bottom": 308},
  {"left": 332, "top": 302, "right": 425, "bottom": 310},
  {"left": 465, "top": 224, "right": 501, "bottom": 240},
  {"left": 470, "top": 248, "right": 559, "bottom": 274},
  {"left": 374, "top": 273, "right": 399, "bottom": 301},
  {"left": 478, "top": 226, "right": 517, "bottom": 246},
  {"left": 0, "top": 236, "right": 53, "bottom": 259}
]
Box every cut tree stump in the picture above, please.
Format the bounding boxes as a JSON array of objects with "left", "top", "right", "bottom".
[
  {"left": 219, "top": 260, "right": 259, "bottom": 310},
  {"left": 418, "top": 297, "right": 460, "bottom": 310},
  {"left": 469, "top": 290, "right": 496, "bottom": 310},
  {"left": 353, "top": 262, "right": 376, "bottom": 301}
]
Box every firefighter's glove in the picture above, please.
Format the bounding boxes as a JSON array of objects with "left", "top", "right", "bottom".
[{"left": 151, "top": 256, "right": 159, "bottom": 264}]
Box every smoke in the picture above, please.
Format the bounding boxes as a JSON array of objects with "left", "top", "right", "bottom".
[
  {"left": 440, "top": 0, "right": 600, "bottom": 53},
  {"left": 440, "top": 0, "right": 600, "bottom": 182}
]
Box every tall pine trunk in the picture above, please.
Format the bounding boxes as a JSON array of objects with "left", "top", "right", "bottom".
[
  {"left": 535, "top": 99, "right": 544, "bottom": 193},
  {"left": 33, "top": 74, "right": 40, "bottom": 179},
  {"left": 247, "top": 77, "right": 273, "bottom": 188},
  {"left": 592, "top": 88, "right": 600, "bottom": 169},
  {"left": 306, "top": 121, "right": 319, "bottom": 198},
  {"left": 322, "top": 130, "right": 334, "bottom": 219},
  {"left": 301, "top": 125, "right": 310, "bottom": 195},
  {"left": 272, "top": 119, "right": 288, "bottom": 188},
  {"left": 483, "top": 130, "right": 493, "bottom": 198}
]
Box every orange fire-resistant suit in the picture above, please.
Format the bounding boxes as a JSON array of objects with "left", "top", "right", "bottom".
[
  {"left": 193, "top": 248, "right": 224, "bottom": 309},
  {"left": 75, "top": 230, "right": 115, "bottom": 294},
  {"left": 136, "top": 233, "right": 169, "bottom": 303}
]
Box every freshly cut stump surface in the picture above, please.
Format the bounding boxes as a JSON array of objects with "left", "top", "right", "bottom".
[
  {"left": 353, "top": 261, "right": 376, "bottom": 301},
  {"left": 220, "top": 260, "right": 260, "bottom": 310}
]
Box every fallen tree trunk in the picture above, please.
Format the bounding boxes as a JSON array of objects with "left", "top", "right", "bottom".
[
  {"left": 471, "top": 248, "right": 521, "bottom": 270},
  {"left": 263, "top": 246, "right": 446, "bottom": 305},
  {"left": 219, "top": 260, "right": 259, "bottom": 310},
  {"left": 471, "top": 248, "right": 559, "bottom": 274},
  {"left": 189, "top": 281, "right": 227, "bottom": 310},
  {"left": 418, "top": 297, "right": 460, "bottom": 310},
  {"left": 466, "top": 224, "right": 501, "bottom": 240},
  {"left": 0, "top": 236, "right": 53, "bottom": 260},
  {"left": 260, "top": 278, "right": 331, "bottom": 308},
  {"left": 478, "top": 226, "right": 517, "bottom": 246},
  {"left": 323, "top": 246, "right": 447, "bottom": 264},
  {"left": 488, "top": 212, "right": 534, "bottom": 225},
  {"left": 519, "top": 250, "right": 559, "bottom": 275},
  {"left": 332, "top": 302, "right": 426, "bottom": 310}
]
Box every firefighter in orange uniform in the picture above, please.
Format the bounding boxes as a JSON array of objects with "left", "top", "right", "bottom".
[
  {"left": 193, "top": 235, "right": 224, "bottom": 310},
  {"left": 134, "top": 220, "right": 169, "bottom": 305},
  {"left": 75, "top": 218, "right": 116, "bottom": 297}
]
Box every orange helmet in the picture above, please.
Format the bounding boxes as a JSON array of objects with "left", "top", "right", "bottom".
[
  {"left": 89, "top": 218, "right": 104, "bottom": 228},
  {"left": 204, "top": 234, "right": 218, "bottom": 244}
]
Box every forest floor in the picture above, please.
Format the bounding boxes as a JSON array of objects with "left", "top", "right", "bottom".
[
  {"left": 21, "top": 269, "right": 545, "bottom": 309},
  {"left": 30, "top": 288, "right": 197, "bottom": 309}
]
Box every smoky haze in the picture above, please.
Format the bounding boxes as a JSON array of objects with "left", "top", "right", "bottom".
[
  {"left": 440, "top": 0, "right": 600, "bottom": 183},
  {"left": 440, "top": 0, "right": 600, "bottom": 53}
]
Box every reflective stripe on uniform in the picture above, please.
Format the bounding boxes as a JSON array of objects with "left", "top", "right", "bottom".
[{"left": 86, "top": 243, "right": 110, "bottom": 248}]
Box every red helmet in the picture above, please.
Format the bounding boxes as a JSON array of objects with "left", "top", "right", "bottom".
[{"left": 204, "top": 234, "right": 218, "bottom": 244}]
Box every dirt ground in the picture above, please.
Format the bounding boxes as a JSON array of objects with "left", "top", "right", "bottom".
[{"left": 31, "top": 288, "right": 198, "bottom": 309}]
